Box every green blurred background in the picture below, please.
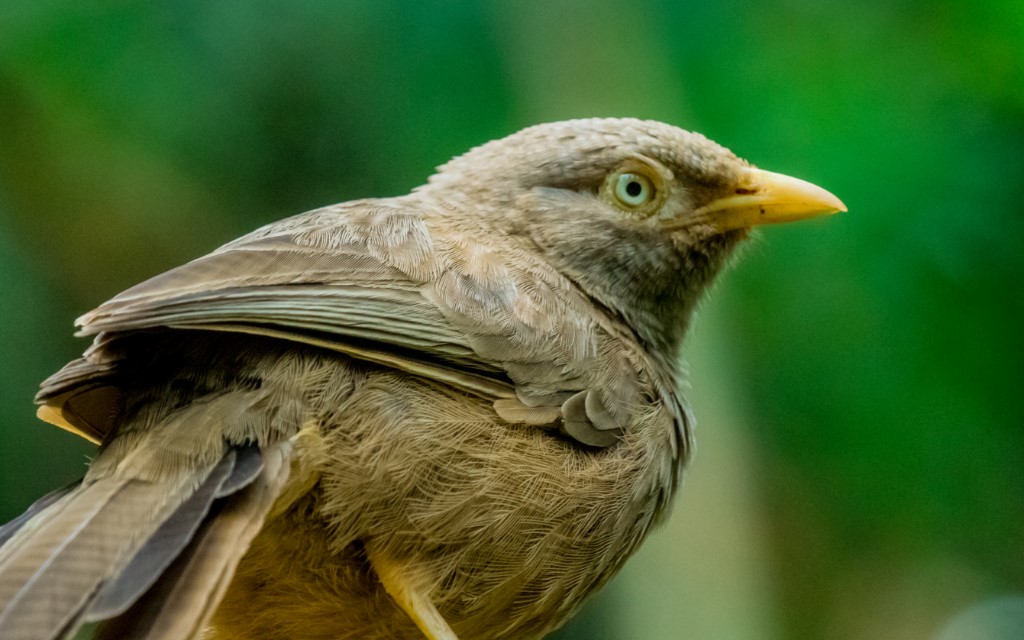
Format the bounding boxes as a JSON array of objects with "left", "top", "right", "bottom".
[{"left": 1, "top": 1, "right": 1022, "bottom": 638}]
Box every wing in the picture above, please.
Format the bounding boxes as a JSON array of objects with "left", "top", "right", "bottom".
[{"left": 39, "top": 198, "right": 635, "bottom": 446}]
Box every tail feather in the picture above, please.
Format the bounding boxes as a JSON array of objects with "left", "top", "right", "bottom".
[
  {"left": 214, "top": 444, "right": 264, "bottom": 499},
  {"left": 83, "top": 449, "right": 239, "bottom": 621},
  {"left": 0, "top": 477, "right": 131, "bottom": 598},
  {"left": 0, "top": 438, "right": 286, "bottom": 638},
  {"left": 0, "top": 440, "right": 286, "bottom": 640},
  {"left": 0, "top": 482, "right": 99, "bottom": 572},
  {"left": 0, "top": 477, "right": 141, "bottom": 639},
  {"left": 0, "top": 482, "right": 81, "bottom": 551},
  {"left": 94, "top": 440, "right": 292, "bottom": 640}
]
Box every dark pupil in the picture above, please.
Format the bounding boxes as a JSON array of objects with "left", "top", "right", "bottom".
[{"left": 625, "top": 180, "right": 643, "bottom": 198}]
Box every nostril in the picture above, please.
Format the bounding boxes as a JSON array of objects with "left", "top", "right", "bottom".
[{"left": 735, "top": 187, "right": 757, "bottom": 195}]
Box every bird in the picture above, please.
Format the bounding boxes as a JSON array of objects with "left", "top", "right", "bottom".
[{"left": 0, "top": 118, "right": 845, "bottom": 640}]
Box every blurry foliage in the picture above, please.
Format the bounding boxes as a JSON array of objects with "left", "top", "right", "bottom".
[{"left": 0, "top": 1, "right": 1021, "bottom": 639}]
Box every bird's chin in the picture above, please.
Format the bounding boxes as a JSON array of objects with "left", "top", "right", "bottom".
[
  {"left": 701, "top": 227, "right": 750, "bottom": 257},
  {"left": 666, "top": 223, "right": 750, "bottom": 248}
]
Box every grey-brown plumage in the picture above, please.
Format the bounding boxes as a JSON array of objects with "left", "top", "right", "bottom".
[{"left": 0, "top": 118, "right": 844, "bottom": 639}]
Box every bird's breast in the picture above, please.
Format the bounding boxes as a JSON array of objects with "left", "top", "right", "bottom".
[{"left": 216, "top": 360, "right": 677, "bottom": 639}]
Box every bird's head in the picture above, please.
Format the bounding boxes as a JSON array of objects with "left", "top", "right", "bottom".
[{"left": 420, "top": 118, "right": 845, "bottom": 359}]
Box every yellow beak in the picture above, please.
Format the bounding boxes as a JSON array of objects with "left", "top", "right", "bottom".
[{"left": 694, "top": 167, "right": 847, "bottom": 231}]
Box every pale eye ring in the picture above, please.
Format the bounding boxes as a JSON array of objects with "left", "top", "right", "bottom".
[{"left": 613, "top": 172, "right": 655, "bottom": 207}]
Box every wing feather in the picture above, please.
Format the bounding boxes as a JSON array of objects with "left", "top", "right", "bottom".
[{"left": 41, "top": 200, "right": 640, "bottom": 447}]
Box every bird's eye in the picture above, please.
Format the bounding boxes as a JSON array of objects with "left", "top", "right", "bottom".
[
  {"left": 613, "top": 173, "right": 655, "bottom": 208},
  {"left": 600, "top": 158, "right": 669, "bottom": 216}
]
